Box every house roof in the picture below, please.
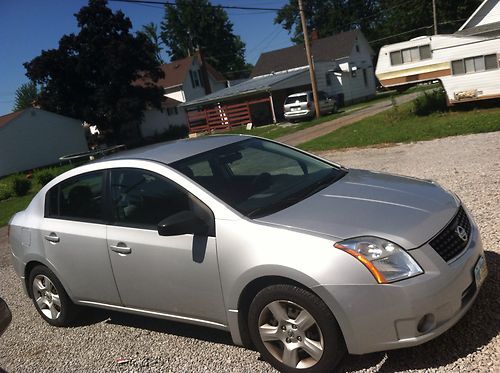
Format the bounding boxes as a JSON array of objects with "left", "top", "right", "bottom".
[
  {"left": 0, "top": 110, "right": 25, "bottom": 129},
  {"left": 152, "top": 55, "right": 226, "bottom": 89},
  {"left": 459, "top": 0, "right": 499, "bottom": 31},
  {"left": 183, "top": 68, "right": 309, "bottom": 107},
  {"left": 455, "top": 20, "right": 500, "bottom": 36},
  {"left": 250, "top": 29, "right": 362, "bottom": 78},
  {"left": 161, "top": 96, "right": 184, "bottom": 108}
]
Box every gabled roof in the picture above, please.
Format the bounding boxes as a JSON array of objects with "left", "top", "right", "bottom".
[
  {"left": 459, "top": 0, "right": 500, "bottom": 31},
  {"left": 250, "top": 29, "right": 363, "bottom": 78},
  {"left": 154, "top": 55, "right": 226, "bottom": 89},
  {"left": 0, "top": 110, "right": 25, "bottom": 129}
]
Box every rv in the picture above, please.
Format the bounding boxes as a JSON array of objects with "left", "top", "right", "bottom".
[{"left": 375, "top": 34, "right": 500, "bottom": 104}]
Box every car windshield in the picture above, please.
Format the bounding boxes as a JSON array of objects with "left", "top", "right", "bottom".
[
  {"left": 285, "top": 95, "right": 308, "bottom": 104},
  {"left": 171, "top": 138, "right": 346, "bottom": 218}
]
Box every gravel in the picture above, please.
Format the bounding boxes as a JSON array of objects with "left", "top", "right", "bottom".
[{"left": 1, "top": 132, "right": 499, "bottom": 372}]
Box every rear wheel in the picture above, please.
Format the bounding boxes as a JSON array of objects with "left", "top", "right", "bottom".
[
  {"left": 248, "top": 284, "right": 345, "bottom": 372},
  {"left": 29, "top": 265, "right": 76, "bottom": 326}
]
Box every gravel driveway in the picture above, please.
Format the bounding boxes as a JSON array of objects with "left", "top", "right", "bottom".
[{"left": 1, "top": 132, "right": 499, "bottom": 372}]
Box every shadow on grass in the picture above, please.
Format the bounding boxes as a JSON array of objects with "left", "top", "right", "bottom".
[{"left": 338, "top": 250, "right": 500, "bottom": 372}]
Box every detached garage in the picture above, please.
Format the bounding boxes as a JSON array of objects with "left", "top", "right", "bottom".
[{"left": 0, "top": 108, "right": 88, "bottom": 177}]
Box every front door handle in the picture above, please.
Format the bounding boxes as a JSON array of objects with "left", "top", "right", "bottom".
[
  {"left": 44, "top": 233, "right": 60, "bottom": 243},
  {"left": 110, "top": 243, "right": 132, "bottom": 255}
]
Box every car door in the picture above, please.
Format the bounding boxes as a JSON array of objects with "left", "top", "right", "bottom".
[
  {"left": 40, "top": 171, "right": 122, "bottom": 305},
  {"left": 106, "top": 168, "right": 227, "bottom": 325}
]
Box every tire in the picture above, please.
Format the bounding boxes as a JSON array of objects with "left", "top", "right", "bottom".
[
  {"left": 248, "top": 284, "right": 345, "bottom": 373},
  {"left": 28, "top": 265, "right": 77, "bottom": 326}
]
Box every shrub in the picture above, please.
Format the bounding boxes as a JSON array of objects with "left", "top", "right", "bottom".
[
  {"left": 0, "top": 184, "right": 12, "bottom": 201},
  {"left": 36, "top": 170, "right": 54, "bottom": 187},
  {"left": 12, "top": 176, "right": 32, "bottom": 197},
  {"left": 413, "top": 89, "right": 448, "bottom": 116}
]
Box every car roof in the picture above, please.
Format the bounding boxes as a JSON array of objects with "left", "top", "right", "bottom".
[{"left": 102, "top": 135, "right": 248, "bottom": 164}]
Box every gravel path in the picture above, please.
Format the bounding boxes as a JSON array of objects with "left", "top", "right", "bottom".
[{"left": 1, "top": 132, "right": 499, "bottom": 372}]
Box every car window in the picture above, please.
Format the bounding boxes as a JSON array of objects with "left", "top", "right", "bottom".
[
  {"left": 46, "top": 171, "right": 104, "bottom": 222},
  {"left": 318, "top": 91, "right": 327, "bottom": 100},
  {"left": 285, "top": 95, "right": 308, "bottom": 104},
  {"left": 110, "top": 169, "right": 204, "bottom": 230},
  {"left": 172, "top": 138, "right": 346, "bottom": 218}
]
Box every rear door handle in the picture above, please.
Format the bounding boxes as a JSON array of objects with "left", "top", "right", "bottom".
[
  {"left": 44, "top": 233, "right": 60, "bottom": 243},
  {"left": 110, "top": 244, "right": 132, "bottom": 255}
]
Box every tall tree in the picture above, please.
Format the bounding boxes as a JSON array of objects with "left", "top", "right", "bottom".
[
  {"left": 160, "top": 0, "right": 247, "bottom": 79},
  {"left": 13, "top": 82, "right": 38, "bottom": 111},
  {"left": 139, "top": 22, "right": 165, "bottom": 64},
  {"left": 24, "top": 0, "right": 164, "bottom": 144},
  {"left": 275, "top": 0, "right": 481, "bottom": 48}
]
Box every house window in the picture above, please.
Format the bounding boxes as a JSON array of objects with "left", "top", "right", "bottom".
[
  {"left": 452, "top": 54, "right": 498, "bottom": 75},
  {"left": 326, "top": 72, "right": 332, "bottom": 86},
  {"left": 356, "top": 44, "right": 360, "bottom": 53},
  {"left": 390, "top": 44, "right": 432, "bottom": 66},
  {"left": 190, "top": 70, "right": 201, "bottom": 88},
  {"left": 363, "top": 69, "right": 368, "bottom": 87}
]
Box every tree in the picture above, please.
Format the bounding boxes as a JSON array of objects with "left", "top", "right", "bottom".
[
  {"left": 139, "top": 22, "right": 164, "bottom": 64},
  {"left": 275, "top": 0, "right": 480, "bottom": 49},
  {"left": 160, "top": 0, "right": 247, "bottom": 79},
  {"left": 13, "top": 82, "right": 38, "bottom": 111},
  {"left": 24, "top": 0, "right": 164, "bottom": 144}
]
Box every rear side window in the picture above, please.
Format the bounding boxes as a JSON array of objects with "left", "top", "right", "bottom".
[{"left": 46, "top": 171, "right": 104, "bottom": 222}]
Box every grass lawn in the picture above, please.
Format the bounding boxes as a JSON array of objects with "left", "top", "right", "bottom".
[
  {"left": 299, "top": 103, "right": 500, "bottom": 151},
  {"left": 218, "top": 84, "right": 439, "bottom": 140},
  {"left": 0, "top": 192, "right": 37, "bottom": 227}
]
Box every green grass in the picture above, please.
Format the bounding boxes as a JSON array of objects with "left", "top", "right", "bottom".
[
  {"left": 0, "top": 192, "right": 37, "bottom": 227},
  {"left": 298, "top": 103, "right": 500, "bottom": 151}
]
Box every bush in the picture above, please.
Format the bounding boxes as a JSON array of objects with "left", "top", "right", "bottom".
[
  {"left": 36, "top": 170, "right": 54, "bottom": 187},
  {"left": 0, "top": 184, "right": 12, "bottom": 201},
  {"left": 413, "top": 89, "right": 448, "bottom": 116},
  {"left": 12, "top": 176, "right": 32, "bottom": 197}
]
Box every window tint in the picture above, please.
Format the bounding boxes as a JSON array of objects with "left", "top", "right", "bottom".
[
  {"left": 452, "top": 60, "right": 465, "bottom": 75},
  {"left": 110, "top": 169, "right": 191, "bottom": 229},
  {"left": 46, "top": 172, "right": 104, "bottom": 222},
  {"left": 390, "top": 51, "right": 402, "bottom": 65},
  {"left": 485, "top": 54, "right": 498, "bottom": 70}
]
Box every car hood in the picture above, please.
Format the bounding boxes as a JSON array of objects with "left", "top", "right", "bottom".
[{"left": 257, "top": 169, "right": 459, "bottom": 249}]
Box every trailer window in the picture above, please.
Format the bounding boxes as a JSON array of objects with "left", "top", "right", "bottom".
[
  {"left": 390, "top": 44, "right": 431, "bottom": 66},
  {"left": 485, "top": 54, "right": 498, "bottom": 70},
  {"left": 452, "top": 54, "right": 498, "bottom": 75}
]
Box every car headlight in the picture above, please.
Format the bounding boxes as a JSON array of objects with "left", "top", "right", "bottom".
[{"left": 334, "top": 237, "right": 423, "bottom": 283}]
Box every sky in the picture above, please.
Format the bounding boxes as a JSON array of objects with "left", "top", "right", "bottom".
[{"left": 0, "top": 0, "right": 293, "bottom": 116}]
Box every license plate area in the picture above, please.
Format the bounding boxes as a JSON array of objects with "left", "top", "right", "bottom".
[{"left": 474, "top": 255, "right": 487, "bottom": 288}]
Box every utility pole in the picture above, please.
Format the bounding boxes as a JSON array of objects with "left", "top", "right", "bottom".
[
  {"left": 432, "top": 0, "right": 438, "bottom": 35},
  {"left": 298, "top": 0, "right": 320, "bottom": 119}
]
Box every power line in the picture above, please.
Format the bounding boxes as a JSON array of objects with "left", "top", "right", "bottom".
[{"left": 109, "top": 0, "right": 281, "bottom": 11}]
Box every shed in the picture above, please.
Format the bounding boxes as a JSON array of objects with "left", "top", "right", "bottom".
[{"left": 0, "top": 109, "right": 88, "bottom": 177}]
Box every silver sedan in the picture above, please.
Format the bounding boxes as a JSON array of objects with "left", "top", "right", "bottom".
[{"left": 9, "top": 135, "right": 487, "bottom": 372}]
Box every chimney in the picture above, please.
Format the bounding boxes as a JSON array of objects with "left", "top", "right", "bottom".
[{"left": 311, "top": 29, "right": 319, "bottom": 41}]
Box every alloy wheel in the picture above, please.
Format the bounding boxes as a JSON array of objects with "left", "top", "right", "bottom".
[{"left": 32, "top": 274, "right": 61, "bottom": 320}]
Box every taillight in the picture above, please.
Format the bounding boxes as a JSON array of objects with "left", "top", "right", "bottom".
[{"left": 307, "top": 102, "right": 311, "bottom": 109}]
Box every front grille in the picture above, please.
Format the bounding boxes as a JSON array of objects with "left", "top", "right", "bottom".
[{"left": 430, "top": 206, "right": 471, "bottom": 262}]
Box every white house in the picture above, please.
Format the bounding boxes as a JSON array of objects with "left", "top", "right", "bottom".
[
  {"left": 181, "top": 30, "right": 377, "bottom": 133},
  {"left": 456, "top": 0, "right": 500, "bottom": 37},
  {"left": 140, "top": 54, "right": 227, "bottom": 137},
  {"left": 0, "top": 109, "right": 88, "bottom": 177}
]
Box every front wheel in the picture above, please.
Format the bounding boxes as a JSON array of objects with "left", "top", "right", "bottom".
[
  {"left": 248, "top": 284, "right": 345, "bottom": 372},
  {"left": 29, "top": 265, "right": 77, "bottom": 326}
]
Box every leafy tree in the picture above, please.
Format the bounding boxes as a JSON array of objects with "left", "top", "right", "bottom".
[
  {"left": 139, "top": 22, "right": 164, "bottom": 64},
  {"left": 24, "top": 0, "right": 164, "bottom": 144},
  {"left": 13, "top": 82, "right": 38, "bottom": 111},
  {"left": 275, "top": 0, "right": 481, "bottom": 49},
  {"left": 160, "top": 0, "right": 247, "bottom": 79}
]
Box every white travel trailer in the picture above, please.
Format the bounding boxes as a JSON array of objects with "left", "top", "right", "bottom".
[{"left": 375, "top": 34, "right": 500, "bottom": 104}]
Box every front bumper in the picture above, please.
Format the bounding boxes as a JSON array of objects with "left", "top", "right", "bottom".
[{"left": 314, "top": 220, "right": 486, "bottom": 355}]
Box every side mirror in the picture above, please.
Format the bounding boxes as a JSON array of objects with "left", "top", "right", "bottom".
[{"left": 157, "top": 210, "right": 208, "bottom": 236}]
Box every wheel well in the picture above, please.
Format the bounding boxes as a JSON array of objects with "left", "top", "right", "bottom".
[
  {"left": 236, "top": 276, "right": 309, "bottom": 348},
  {"left": 24, "top": 261, "right": 45, "bottom": 297}
]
